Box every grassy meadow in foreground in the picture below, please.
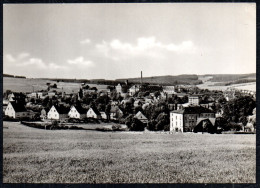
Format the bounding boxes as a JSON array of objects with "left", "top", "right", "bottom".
[{"left": 3, "top": 121, "right": 256, "bottom": 183}]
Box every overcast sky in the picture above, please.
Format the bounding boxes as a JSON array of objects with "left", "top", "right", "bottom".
[{"left": 3, "top": 3, "right": 256, "bottom": 79}]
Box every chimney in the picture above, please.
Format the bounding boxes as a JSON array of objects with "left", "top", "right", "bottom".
[{"left": 141, "top": 71, "right": 143, "bottom": 85}]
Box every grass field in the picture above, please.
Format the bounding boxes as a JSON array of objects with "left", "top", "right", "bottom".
[
  {"left": 197, "top": 81, "right": 256, "bottom": 91},
  {"left": 3, "top": 77, "right": 108, "bottom": 93},
  {"left": 3, "top": 121, "right": 256, "bottom": 183}
]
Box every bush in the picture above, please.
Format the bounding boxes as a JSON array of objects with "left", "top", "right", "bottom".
[
  {"left": 112, "top": 124, "right": 121, "bottom": 131},
  {"left": 128, "top": 118, "right": 146, "bottom": 131},
  {"left": 147, "top": 120, "right": 156, "bottom": 131},
  {"left": 68, "top": 118, "right": 81, "bottom": 123},
  {"left": 163, "top": 124, "right": 170, "bottom": 131},
  {"left": 3, "top": 115, "right": 19, "bottom": 122},
  {"left": 50, "top": 120, "right": 59, "bottom": 130}
]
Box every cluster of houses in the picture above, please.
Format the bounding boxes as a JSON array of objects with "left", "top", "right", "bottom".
[
  {"left": 5, "top": 101, "right": 149, "bottom": 123},
  {"left": 3, "top": 79, "right": 255, "bottom": 133}
]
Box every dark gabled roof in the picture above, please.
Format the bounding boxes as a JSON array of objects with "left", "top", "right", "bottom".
[
  {"left": 171, "top": 109, "right": 185, "bottom": 114},
  {"left": 74, "top": 106, "right": 88, "bottom": 114},
  {"left": 53, "top": 105, "right": 70, "bottom": 114},
  {"left": 90, "top": 107, "right": 101, "bottom": 115},
  {"left": 10, "top": 102, "right": 27, "bottom": 112},
  {"left": 189, "top": 95, "right": 200, "bottom": 97},
  {"left": 184, "top": 106, "right": 214, "bottom": 114},
  {"left": 176, "top": 93, "right": 187, "bottom": 97},
  {"left": 171, "top": 106, "right": 214, "bottom": 114}
]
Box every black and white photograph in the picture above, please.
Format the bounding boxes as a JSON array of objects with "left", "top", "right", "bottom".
[{"left": 3, "top": 3, "right": 256, "bottom": 183}]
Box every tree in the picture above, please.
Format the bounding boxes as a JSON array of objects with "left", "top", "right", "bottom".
[
  {"left": 124, "top": 102, "right": 133, "bottom": 115},
  {"left": 97, "top": 103, "right": 105, "bottom": 111},
  {"left": 53, "top": 83, "right": 57, "bottom": 88},
  {"left": 78, "top": 88, "right": 83, "bottom": 99},
  {"left": 125, "top": 114, "right": 134, "bottom": 127},
  {"left": 134, "top": 106, "right": 143, "bottom": 114},
  {"left": 215, "top": 117, "right": 228, "bottom": 131},
  {"left": 222, "top": 96, "right": 256, "bottom": 123},
  {"left": 218, "top": 96, "right": 227, "bottom": 104},
  {"left": 147, "top": 119, "right": 157, "bottom": 131},
  {"left": 42, "top": 96, "right": 50, "bottom": 107},
  {"left": 105, "top": 104, "right": 111, "bottom": 121},
  {"left": 128, "top": 118, "right": 146, "bottom": 131},
  {"left": 4, "top": 90, "right": 12, "bottom": 99},
  {"left": 154, "top": 91, "right": 161, "bottom": 98},
  {"left": 155, "top": 113, "right": 169, "bottom": 131},
  {"left": 239, "top": 116, "right": 248, "bottom": 127}
]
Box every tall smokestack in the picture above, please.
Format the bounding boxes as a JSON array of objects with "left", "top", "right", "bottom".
[{"left": 141, "top": 71, "right": 143, "bottom": 85}]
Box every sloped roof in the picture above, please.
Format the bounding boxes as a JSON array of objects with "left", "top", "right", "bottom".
[
  {"left": 171, "top": 106, "right": 214, "bottom": 114},
  {"left": 110, "top": 105, "right": 124, "bottom": 113},
  {"left": 196, "top": 118, "right": 216, "bottom": 126},
  {"left": 89, "top": 107, "right": 101, "bottom": 115},
  {"left": 135, "top": 111, "right": 148, "bottom": 120},
  {"left": 176, "top": 93, "right": 187, "bottom": 97},
  {"left": 171, "top": 109, "right": 185, "bottom": 114},
  {"left": 10, "top": 102, "right": 27, "bottom": 112},
  {"left": 53, "top": 105, "right": 70, "bottom": 114},
  {"left": 74, "top": 105, "right": 88, "bottom": 114}
]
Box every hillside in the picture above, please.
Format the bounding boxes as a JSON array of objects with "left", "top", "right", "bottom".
[
  {"left": 203, "top": 73, "right": 256, "bottom": 82},
  {"left": 116, "top": 74, "right": 202, "bottom": 85},
  {"left": 3, "top": 73, "right": 26, "bottom": 79}
]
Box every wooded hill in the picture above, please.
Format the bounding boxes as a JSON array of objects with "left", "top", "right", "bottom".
[{"left": 116, "top": 74, "right": 202, "bottom": 85}]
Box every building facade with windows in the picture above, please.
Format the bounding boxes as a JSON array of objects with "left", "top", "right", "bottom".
[
  {"left": 47, "top": 105, "right": 69, "bottom": 120},
  {"left": 68, "top": 106, "right": 87, "bottom": 119},
  {"left": 170, "top": 106, "right": 215, "bottom": 132}
]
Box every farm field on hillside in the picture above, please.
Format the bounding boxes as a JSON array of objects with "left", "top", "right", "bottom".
[
  {"left": 3, "top": 77, "right": 108, "bottom": 93},
  {"left": 197, "top": 81, "right": 256, "bottom": 91},
  {"left": 3, "top": 121, "right": 256, "bottom": 183}
]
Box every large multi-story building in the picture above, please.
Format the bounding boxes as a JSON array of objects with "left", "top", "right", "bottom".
[
  {"left": 188, "top": 95, "right": 200, "bottom": 106},
  {"left": 170, "top": 106, "right": 215, "bottom": 132}
]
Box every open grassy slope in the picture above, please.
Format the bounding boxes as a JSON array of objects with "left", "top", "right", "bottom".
[
  {"left": 3, "top": 121, "right": 255, "bottom": 183},
  {"left": 3, "top": 77, "right": 108, "bottom": 93}
]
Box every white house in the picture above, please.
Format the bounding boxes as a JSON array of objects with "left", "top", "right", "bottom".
[
  {"left": 110, "top": 106, "right": 124, "bottom": 120},
  {"left": 134, "top": 111, "right": 148, "bottom": 124},
  {"left": 48, "top": 92, "right": 56, "bottom": 98},
  {"left": 116, "top": 84, "right": 122, "bottom": 93},
  {"left": 8, "top": 93, "right": 15, "bottom": 101},
  {"left": 40, "top": 108, "right": 47, "bottom": 120},
  {"left": 47, "top": 105, "right": 69, "bottom": 120},
  {"left": 100, "top": 112, "right": 107, "bottom": 120},
  {"left": 188, "top": 95, "right": 200, "bottom": 106},
  {"left": 129, "top": 85, "right": 139, "bottom": 96},
  {"left": 170, "top": 110, "right": 184, "bottom": 132},
  {"left": 68, "top": 106, "right": 87, "bottom": 119},
  {"left": 162, "top": 86, "right": 175, "bottom": 95},
  {"left": 5, "top": 102, "right": 30, "bottom": 119},
  {"left": 87, "top": 107, "right": 101, "bottom": 119},
  {"left": 134, "top": 100, "right": 142, "bottom": 107}
]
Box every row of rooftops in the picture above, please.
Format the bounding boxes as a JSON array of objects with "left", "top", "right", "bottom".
[{"left": 171, "top": 106, "right": 214, "bottom": 114}]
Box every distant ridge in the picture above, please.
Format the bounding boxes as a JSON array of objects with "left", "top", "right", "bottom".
[
  {"left": 116, "top": 74, "right": 202, "bottom": 85},
  {"left": 3, "top": 73, "right": 26, "bottom": 79},
  {"left": 4, "top": 73, "right": 256, "bottom": 86}
]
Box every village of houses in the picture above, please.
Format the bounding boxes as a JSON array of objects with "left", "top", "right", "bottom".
[{"left": 3, "top": 76, "right": 256, "bottom": 133}]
